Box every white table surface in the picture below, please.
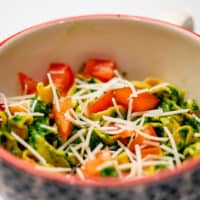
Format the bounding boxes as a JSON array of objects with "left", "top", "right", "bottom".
[{"left": 0, "top": 0, "right": 200, "bottom": 199}]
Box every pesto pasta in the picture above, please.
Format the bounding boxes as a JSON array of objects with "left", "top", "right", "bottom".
[{"left": 0, "top": 58, "right": 200, "bottom": 179}]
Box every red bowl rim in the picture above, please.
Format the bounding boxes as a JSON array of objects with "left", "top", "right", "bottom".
[{"left": 0, "top": 13, "right": 200, "bottom": 188}]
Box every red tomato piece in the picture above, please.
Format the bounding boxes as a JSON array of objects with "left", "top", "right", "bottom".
[
  {"left": 54, "top": 113, "right": 72, "bottom": 140},
  {"left": 113, "top": 87, "right": 160, "bottom": 112},
  {"left": 48, "top": 63, "right": 74, "bottom": 96},
  {"left": 129, "top": 125, "right": 158, "bottom": 152},
  {"left": 118, "top": 130, "right": 135, "bottom": 139},
  {"left": 53, "top": 97, "right": 73, "bottom": 139},
  {"left": 113, "top": 87, "right": 131, "bottom": 109},
  {"left": 0, "top": 104, "right": 5, "bottom": 111},
  {"left": 83, "top": 59, "right": 116, "bottom": 82},
  {"left": 87, "top": 91, "right": 114, "bottom": 113},
  {"left": 141, "top": 146, "right": 162, "bottom": 158},
  {"left": 18, "top": 72, "right": 37, "bottom": 94},
  {"left": 132, "top": 92, "right": 160, "bottom": 112},
  {"left": 81, "top": 148, "right": 113, "bottom": 177}
]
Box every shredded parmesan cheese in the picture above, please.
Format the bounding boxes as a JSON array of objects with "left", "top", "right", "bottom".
[
  {"left": 112, "top": 148, "right": 123, "bottom": 158},
  {"left": 80, "top": 135, "right": 86, "bottom": 156},
  {"left": 127, "top": 97, "right": 133, "bottom": 121},
  {"left": 96, "top": 161, "right": 115, "bottom": 171},
  {"left": 47, "top": 73, "right": 60, "bottom": 112},
  {"left": 7, "top": 94, "right": 35, "bottom": 101},
  {"left": 160, "top": 144, "right": 185, "bottom": 159},
  {"left": 74, "top": 143, "right": 84, "bottom": 151},
  {"left": 40, "top": 124, "right": 57, "bottom": 132},
  {"left": 131, "top": 108, "right": 163, "bottom": 117},
  {"left": 58, "top": 129, "right": 86, "bottom": 151},
  {"left": 103, "top": 116, "right": 168, "bottom": 142},
  {"left": 113, "top": 161, "right": 122, "bottom": 177},
  {"left": 113, "top": 70, "right": 122, "bottom": 78},
  {"left": 117, "top": 140, "right": 137, "bottom": 177},
  {"left": 149, "top": 82, "right": 170, "bottom": 91},
  {"left": 36, "top": 166, "right": 72, "bottom": 173},
  {"left": 14, "top": 112, "right": 44, "bottom": 117},
  {"left": 143, "top": 140, "right": 160, "bottom": 147},
  {"left": 142, "top": 160, "right": 170, "bottom": 167},
  {"left": 194, "top": 133, "right": 200, "bottom": 137},
  {"left": 11, "top": 131, "right": 47, "bottom": 166},
  {"left": 144, "top": 109, "right": 189, "bottom": 117},
  {"left": 132, "top": 126, "right": 168, "bottom": 142},
  {"left": 192, "top": 114, "right": 200, "bottom": 123},
  {"left": 76, "top": 168, "right": 85, "bottom": 180},
  {"left": 100, "top": 128, "right": 124, "bottom": 135},
  {"left": 31, "top": 99, "right": 38, "bottom": 112},
  {"left": 77, "top": 114, "right": 99, "bottom": 128},
  {"left": 112, "top": 97, "right": 123, "bottom": 118},
  {"left": 135, "top": 144, "right": 143, "bottom": 176},
  {"left": 136, "top": 89, "right": 149, "bottom": 95},
  {"left": 70, "top": 147, "right": 85, "bottom": 165},
  {"left": 164, "top": 126, "right": 181, "bottom": 165},
  {"left": 85, "top": 127, "right": 94, "bottom": 159},
  {"left": 127, "top": 133, "right": 135, "bottom": 148},
  {"left": 138, "top": 116, "right": 145, "bottom": 128},
  {"left": 65, "top": 111, "right": 86, "bottom": 127},
  {"left": 118, "top": 163, "right": 132, "bottom": 170},
  {"left": 91, "top": 143, "right": 104, "bottom": 156}
]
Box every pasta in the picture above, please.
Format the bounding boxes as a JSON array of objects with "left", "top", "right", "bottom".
[{"left": 0, "top": 58, "right": 200, "bottom": 179}]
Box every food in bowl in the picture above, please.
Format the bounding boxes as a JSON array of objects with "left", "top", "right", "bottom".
[{"left": 0, "top": 57, "right": 200, "bottom": 180}]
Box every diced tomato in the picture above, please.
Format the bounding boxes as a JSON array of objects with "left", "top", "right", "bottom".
[
  {"left": 81, "top": 148, "right": 113, "bottom": 177},
  {"left": 118, "top": 130, "right": 135, "bottom": 145},
  {"left": 118, "top": 130, "right": 135, "bottom": 139},
  {"left": 53, "top": 97, "right": 73, "bottom": 139},
  {"left": 141, "top": 146, "right": 162, "bottom": 158},
  {"left": 57, "top": 97, "right": 73, "bottom": 113},
  {"left": 129, "top": 125, "right": 162, "bottom": 158},
  {"left": 18, "top": 72, "right": 37, "bottom": 94},
  {"left": 129, "top": 125, "right": 158, "bottom": 152},
  {"left": 54, "top": 114, "right": 72, "bottom": 140},
  {"left": 143, "top": 124, "right": 158, "bottom": 137},
  {"left": 48, "top": 63, "right": 74, "bottom": 96},
  {"left": 119, "top": 138, "right": 130, "bottom": 145},
  {"left": 113, "top": 87, "right": 160, "bottom": 112},
  {"left": 83, "top": 59, "right": 116, "bottom": 82},
  {"left": 132, "top": 92, "right": 160, "bottom": 112},
  {"left": 130, "top": 135, "right": 144, "bottom": 149},
  {"left": 113, "top": 87, "right": 131, "bottom": 109},
  {"left": 0, "top": 104, "right": 5, "bottom": 111},
  {"left": 87, "top": 91, "right": 114, "bottom": 113}
]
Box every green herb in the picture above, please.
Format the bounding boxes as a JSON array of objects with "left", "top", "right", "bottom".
[
  {"left": 12, "top": 115, "right": 23, "bottom": 122},
  {"left": 32, "top": 98, "right": 52, "bottom": 116},
  {"left": 100, "top": 166, "right": 118, "bottom": 177},
  {"left": 89, "top": 131, "right": 103, "bottom": 150}
]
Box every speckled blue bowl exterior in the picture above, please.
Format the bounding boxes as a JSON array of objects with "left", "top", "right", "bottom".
[{"left": 0, "top": 159, "right": 200, "bottom": 200}]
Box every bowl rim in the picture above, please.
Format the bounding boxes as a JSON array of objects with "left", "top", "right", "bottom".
[{"left": 0, "top": 13, "right": 200, "bottom": 188}]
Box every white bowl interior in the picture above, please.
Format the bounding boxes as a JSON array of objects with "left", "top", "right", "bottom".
[{"left": 0, "top": 16, "right": 200, "bottom": 101}]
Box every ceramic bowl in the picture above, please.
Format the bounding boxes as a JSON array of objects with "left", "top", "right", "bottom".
[{"left": 0, "top": 14, "right": 200, "bottom": 200}]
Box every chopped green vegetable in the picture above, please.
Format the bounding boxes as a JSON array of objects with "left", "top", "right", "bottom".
[
  {"left": 184, "top": 142, "right": 200, "bottom": 158},
  {"left": 100, "top": 166, "right": 118, "bottom": 177},
  {"left": 29, "top": 134, "right": 69, "bottom": 167}
]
